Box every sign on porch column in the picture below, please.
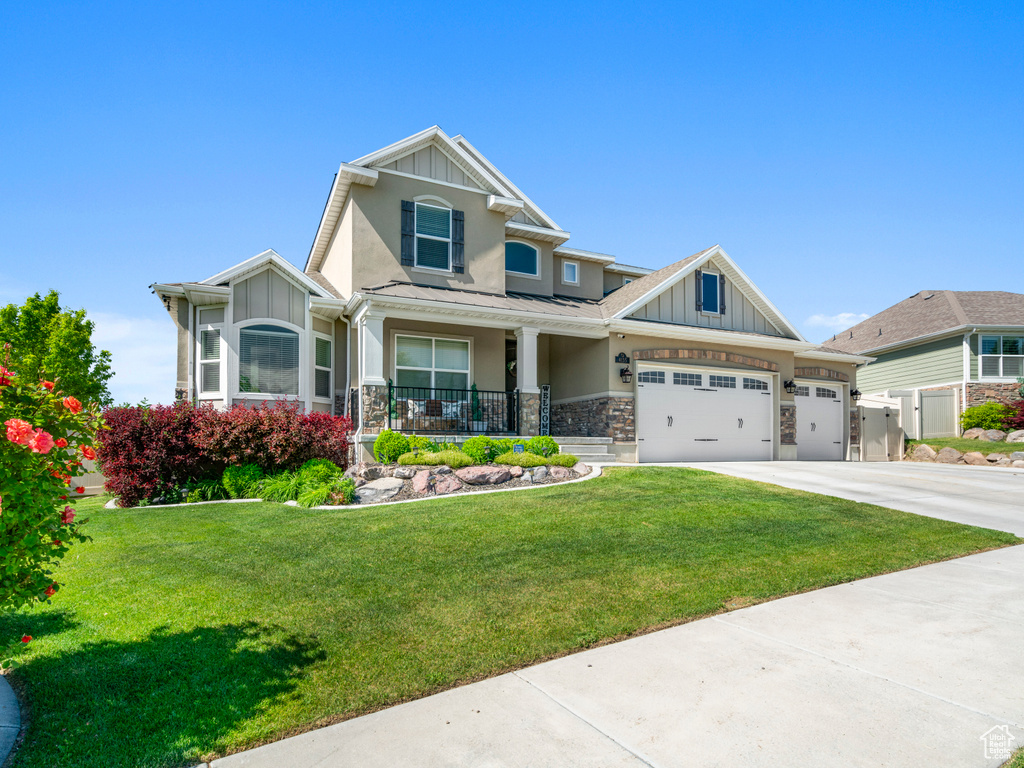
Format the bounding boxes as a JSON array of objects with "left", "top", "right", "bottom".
[{"left": 540, "top": 384, "right": 550, "bottom": 436}]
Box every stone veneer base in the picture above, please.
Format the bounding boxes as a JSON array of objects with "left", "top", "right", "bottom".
[{"left": 551, "top": 396, "right": 635, "bottom": 442}]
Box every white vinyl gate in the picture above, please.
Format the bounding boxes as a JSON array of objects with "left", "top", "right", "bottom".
[
  {"left": 794, "top": 384, "right": 844, "bottom": 460},
  {"left": 636, "top": 366, "right": 773, "bottom": 462}
]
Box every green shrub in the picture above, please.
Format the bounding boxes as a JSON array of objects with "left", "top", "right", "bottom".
[
  {"left": 185, "top": 479, "right": 229, "bottom": 503},
  {"left": 547, "top": 453, "right": 580, "bottom": 468},
  {"left": 526, "top": 435, "right": 559, "bottom": 457},
  {"left": 960, "top": 402, "right": 1013, "bottom": 432},
  {"left": 332, "top": 477, "right": 357, "bottom": 505},
  {"left": 407, "top": 435, "right": 440, "bottom": 453},
  {"left": 373, "top": 430, "right": 410, "bottom": 464},
  {"left": 492, "top": 451, "right": 547, "bottom": 467},
  {"left": 260, "top": 471, "right": 302, "bottom": 502},
  {"left": 222, "top": 464, "right": 265, "bottom": 499},
  {"left": 297, "top": 458, "right": 343, "bottom": 486},
  {"left": 461, "top": 435, "right": 494, "bottom": 463},
  {"left": 491, "top": 438, "right": 526, "bottom": 456},
  {"left": 397, "top": 449, "right": 477, "bottom": 469}
]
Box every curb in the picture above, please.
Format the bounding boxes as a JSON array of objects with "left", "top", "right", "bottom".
[{"left": 0, "top": 675, "right": 20, "bottom": 766}]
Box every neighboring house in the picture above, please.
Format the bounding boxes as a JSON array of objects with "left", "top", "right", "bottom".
[
  {"left": 821, "top": 290, "right": 1024, "bottom": 437},
  {"left": 153, "top": 126, "right": 869, "bottom": 462}
]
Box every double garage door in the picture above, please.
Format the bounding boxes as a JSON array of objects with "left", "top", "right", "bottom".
[{"left": 637, "top": 366, "right": 773, "bottom": 462}]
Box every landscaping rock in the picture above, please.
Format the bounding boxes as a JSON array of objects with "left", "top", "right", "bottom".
[
  {"left": 1013, "top": 460, "right": 1024, "bottom": 469},
  {"left": 354, "top": 477, "right": 404, "bottom": 504},
  {"left": 432, "top": 465, "right": 452, "bottom": 475},
  {"left": 962, "top": 452, "right": 989, "bottom": 466},
  {"left": 412, "top": 470, "right": 432, "bottom": 494},
  {"left": 910, "top": 444, "right": 937, "bottom": 461},
  {"left": 986, "top": 453, "right": 1007, "bottom": 462},
  {"left": 455, "top": 466, "right": 511, "bottom": 485},
  {"left": 508, "top": 465, "right": 524, "bottom": 478},
  {"left": 573, "top": 462, "right": 591, "bottom": 475},
  {"left": 934, "top": 447, "right": 964, "bottom": 464},
  {"left": 962, "top": 428, "right": 986, "bottom": 440},
  {"left": 531, "top": 466, "right": 548, "bottom": 482},
  {"left": 1012, "top": 452, "right": 1024, "bottom": 462},
  {"left": 993, "top": 456, "right": 1012, "bottom": 467},
  {"left": 393, "top": 466, "right": 417, "bottom": 479},
  {"left": 549, "top": 466, "right": 571, "bottom": 480},
  {"left": 433, "top": 476, "right": 463, "bottom": 495},
  {"left": 980, "top": 429, "right": 1007, "bottom": 442},
  {"left": 1006, "top": 430, "right": 1024, "bottom": 443},
  {"left": 348, "top": 462, "right": 389, "bottom": 481}
]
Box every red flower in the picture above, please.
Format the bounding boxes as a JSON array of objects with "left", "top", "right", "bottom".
[
  {"left": 4, "top": 418, "right": 34, "bottom": 445},
  {"left": 63, "top": 396, "right": 82, "bottom": 414},
  {"left": 52, "top": 540, "right": 62, "bottom": 546},
  {"left": 44, "top": 585, "right": 56, "bottom": 597},
  {"left": 55, "top": 438, "right": 69, "bottom": 448},
  {"left": 28, "top": 429, "right": 55, "bottom": 454},
  {"left": 41, "top": 380, "right": 55, "bottom": 391},
  {"left": 61, "top": 507, "right": 75, "bottom": 524},
  {"left": 80, "top": 445, "right": 96, "bottom": 461},
  {"left": 59, "top": 495, "right": 67, "bottom": 501},
  {"left": 21, "top": 635, "right": 31, "bottom": 644},
  {"left": 74, "top": 487, "right": 84, "bottom": 494},
  {"left": 0, "top": 367, "right": 13, "bottom": 386}
]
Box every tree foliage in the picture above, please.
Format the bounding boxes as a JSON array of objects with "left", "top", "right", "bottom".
[{"left": 0, "top": 291, "right": 114, "bottom": 407}]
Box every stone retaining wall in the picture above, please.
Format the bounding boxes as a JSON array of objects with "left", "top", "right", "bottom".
[{"left": 551, "top": 396, "right": 635, "bottom": 442}]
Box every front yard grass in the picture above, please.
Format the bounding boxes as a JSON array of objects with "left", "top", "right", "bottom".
[
  {"left": 908, "top": 437, "right": 1023, "bottom": 455},
  {"left": 5, "top": 467, "right": 1019, "bottom": 768}
]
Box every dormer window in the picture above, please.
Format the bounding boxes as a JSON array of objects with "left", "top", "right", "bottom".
[
  {"left": 505, "top": 241, "right": 539, "bottom": 277},
  {"left": 414, "top": 203, "right": 451, "bottom": 271},
  {"left": 696, "top": 269, "right": 726, "bottom": 315},
  {"left": 562, "top": 260, "right": 579, "bottom": 285}
]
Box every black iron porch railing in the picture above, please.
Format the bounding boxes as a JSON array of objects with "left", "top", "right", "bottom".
[{"left": 387, "top": 384, "right": 519, "bottom": 435}]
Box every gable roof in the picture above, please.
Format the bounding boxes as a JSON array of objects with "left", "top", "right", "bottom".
[
  {"left": 202, "top": 249, "right": 333, "bottom": 298},
  {"left": 305, "top": 126, "right": 565, "bottom": 273},
  {"left": 821, "top": 290, "right": 1024, "bottom": 354},
  {"left": 598, "top": 245, "right": 805, "bottom": 339}
]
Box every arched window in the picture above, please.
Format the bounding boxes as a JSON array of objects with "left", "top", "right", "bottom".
[
  {"left": 505, "top": 241, "right": 539, "bottom": 276},
  {"left": 239, "top": 324, "right": 300, "bottom": 395}
]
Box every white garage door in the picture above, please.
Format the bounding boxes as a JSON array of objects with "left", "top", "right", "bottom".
[
  {"left": 637, "top": 367, "right": 773, "bottom": 462},
  {"left": 795, "top": 384, "right": 844, "bottom": 460}
]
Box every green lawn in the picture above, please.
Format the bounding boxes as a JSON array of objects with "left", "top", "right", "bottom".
[
  {"left": 4, "top": 467, "right": 1018, "bottom": 768},
  {"left": 908, "top": 437, "right": 1023, "bottom": 455}
]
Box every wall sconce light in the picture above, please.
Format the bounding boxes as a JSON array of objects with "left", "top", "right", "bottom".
[
  {"left": 619, "top": 367, "right": 633, "bottom": 384},
  {"left": 783, "top": 379, "right": 797, "bottom": 395},
  {"left": 850, "top": 389, "right": 862, "bottom": 401}
]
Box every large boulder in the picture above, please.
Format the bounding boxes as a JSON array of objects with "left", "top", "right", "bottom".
[
  {"left": 986, "top": 453, "right": 1008, "bottom": 462},
  {"left": 346, "top": 462, "right": 389, "bottom": 481},
  {"left": 455, "top": 466, "right": 512, "bottom": 485},
  {"left": 412, "top": 469, "right": 432, "bottom": 494},
  {"left": 393, "top": 466, "right": 417, "bottom": 479},
  {"left": 935, "top": 447, "right": 964, "bottom": 464},
  {"left": 531, "top": 466, "right": 549, "bottom": 482},
  {"left": 508, "top": 465, "right": 524, "bottom": 478},
  {"left": 1012, "top": 451, "right": 1024, "bottom": 462},
  {"left": 354, "top": 477, "right": 404, "bottom": 504},
  {"left": 962, "top": 452, "right": 989, "bottom": 466},
  {"left": 910, "top": 444, "right": 937, "bottom": 461},
  {"left": 1013, "top": 460, "right": 1024, "bottom": 469},
  {"left": 549, "top": 466, "right": 572, "bottom": 480},
  {"left": 980, "top": 429, "right": 1007, "bottom": 442},
  {"left": 434, "top": 476, "right": 463, "bottom": 495},
  {"left": 573, "top": 462, "right": 591, "bottom": 475},
  {"left": 992, "top": 456, "right": 1012, "bottom": 467},
  {"left": 962, "top": 428, "right": 986, "bottom": 440},
  {"left": 1006, "top": 430, "right": 1024, "bottom": 443}
]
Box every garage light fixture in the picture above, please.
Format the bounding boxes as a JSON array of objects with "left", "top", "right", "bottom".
[
  {"left": 619, "top": 367, "right": 633, "bottom": 384},
  {"left": 783, "top": 379, "right": 797, "bottom": 395},
  {"left": 850, "top": 389, "right": 862, "bottom": 401}
]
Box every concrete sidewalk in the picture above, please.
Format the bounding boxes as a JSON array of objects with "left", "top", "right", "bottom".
[{"left": 212, "top": 545, "right": 1024, "bottom": 768}]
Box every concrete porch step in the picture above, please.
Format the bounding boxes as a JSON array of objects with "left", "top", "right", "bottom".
[
  {"left": 564, "top": 452, "right": 616, "bottom": 464},
  {"left": 551, "top": 436, "right": 614, "bottom": 445}
]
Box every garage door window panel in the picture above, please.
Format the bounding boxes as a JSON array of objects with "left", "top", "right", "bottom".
[
  {"left": 638, "top": 370, "right": 666, "bottom": 384},
  {"left": 709, "top": 375, "right": 736, "bottom": 388}
]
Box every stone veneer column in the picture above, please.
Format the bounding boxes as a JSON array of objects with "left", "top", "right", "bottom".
[
  {"left": 361, "top": 384, "right": 388, "bottom": 434},
  {"left": 849, "top": 408, "right": 860, "bottom": 446},
  {"left": 780, "top": 404, "right": 797, "bottom": 446},
  {"left": 519, "top": 392, "right": 540, "bottom": 436}
]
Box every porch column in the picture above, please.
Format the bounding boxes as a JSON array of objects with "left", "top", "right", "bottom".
[
  {"left": 359, "top": 310, "right": 387, "bottom": 386},
  {"left": 515, "top": 327, "right": 540, "bottom": 394}
]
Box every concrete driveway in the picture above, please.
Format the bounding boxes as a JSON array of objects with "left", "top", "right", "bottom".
[
  {"left": 212, "top": 545, "right": 1024, "bottom": 768},
  {"left": 688, "top": 461, "right": 1024, "bottom": 536}
]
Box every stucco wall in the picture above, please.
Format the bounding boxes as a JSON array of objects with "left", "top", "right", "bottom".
[
  {"left": 552, "top": 257, "right": 604, "bottom": 301},
  {"left": 504, "top": 239, "right": 554, "bottom": 295}
]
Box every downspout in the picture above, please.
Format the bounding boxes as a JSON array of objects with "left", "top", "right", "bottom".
[
  {"left": 962, "top": 328, "right": 976, "bottom": 421},
  {"left": 188, "top": 300, "right": 196, "bottom": 401},
  {"left": 340, "top": 314, "right": 351, "bottom": 417}
]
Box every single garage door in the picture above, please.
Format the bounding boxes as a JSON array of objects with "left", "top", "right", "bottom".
[
  {"left": 795, "top": 384, "right": 844, "bottom": 460},
  {"left": 637, "top": 366, "right": 773, "bottom": 462}
]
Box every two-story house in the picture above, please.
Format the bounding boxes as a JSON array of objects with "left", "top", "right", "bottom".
[{"left": 153, "top": 126, "right": 869, "bottom": 462}]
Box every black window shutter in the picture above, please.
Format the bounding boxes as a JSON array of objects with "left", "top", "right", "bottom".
[
  {"left": 719, "top": 276, "right": 726, "bottom": 314},
  {"left": 695, "top": 269, "right": 703, "bottom": 312},
  {"left": 400, "top": 201, "right": 415, "bottom": 266},
  {"left": 452, "top": 209, "right": 465, "bottom": 274}
]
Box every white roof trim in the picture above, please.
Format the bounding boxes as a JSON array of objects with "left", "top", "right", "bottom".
[
  {"left": 796, "top": 349, "right": 875, "bottom": 365},
  {"left": 553, "top": 246, "right": 616, "bottom": 264},
  {"left": 833, "top": 323, "right": 1024, "bottom": 356},
  {"left": 603, "top": 263, "right": 654, "bottom": 276},
  {"left": 505, "top": 221, "right": 571, "bottom": 245},
  {"left": 202, "top": 249, "right": 331, "bottom": 298},
  {"left": 612, "top": 246, "right": 806, "bottom": 342},
  {"left": 609, "top": 318, "right": 817, "bottom": 353},
  {"left": 487, "top": 195, "right": 525, "bottom": 217}
]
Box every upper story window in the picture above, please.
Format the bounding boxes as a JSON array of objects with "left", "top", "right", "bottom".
[
  {"left": 415, "top": 203, "right": 451, "bottom": 271},
  {"left": 562, "top": 260, "right": 579, "bottom": 285},
  {"left": 980, "top": 335, "right": 1024, "bottom": 378},
  {"left": 505, "top": 241, "right": 539, "bottom": 276},
  {"left": 239, "top": 324, "right": 300, "bottom": 395},
  {"left": 701, "top": 271, "right": 721, "bottom": 314}
]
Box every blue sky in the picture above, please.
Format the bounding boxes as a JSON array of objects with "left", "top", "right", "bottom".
[{"left": 2, "top": 2, "right": 1021, "bottom": 404}]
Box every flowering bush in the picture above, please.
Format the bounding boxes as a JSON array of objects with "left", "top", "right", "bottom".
[
  {"left": 1004, "top": 399, "right": 1024, "bottom": 431},
  {"left": 0, "top": 345, "right": 100, "bottom": 665}
]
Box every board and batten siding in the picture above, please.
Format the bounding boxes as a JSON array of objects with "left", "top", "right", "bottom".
[
  {"left": 856, "top": 334, "right": 963, "bottom": 393},
  {"left": 383, "top": 146, "right": 483, "bottom": 190},
  {"left": 628, "top": 261, "right": 784, "bottom": 336},
  {"left": 232, "top": 268, "right": 307, "bottom": 328}
]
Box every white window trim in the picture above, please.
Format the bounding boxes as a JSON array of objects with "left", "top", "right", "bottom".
[
  {"left": 391, "top": 331, "right": 473, "bottom": 392},
  {"left": 312, "top": 331, "right": 333, "bottom": 402},
  {"left": 562, "top": 260, "right": 580, "bottom": 286},
  {"left": 504, "top": 238, "right": 542, "bottom": 280},
  {"left": 414, "top": 202, "right": 452, "bottom": 273},
  {"left": 978, "top": 334, "right": 1024, "bottom": 381},
  {"left": 196, "top": 322, "right": 225, "bottom": 400},
  {"left": 232, "top": 318, "right": 306, "bottom": 401},
  {"left": 700, "top": 270, "right": 723, "bottom": 316}
]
